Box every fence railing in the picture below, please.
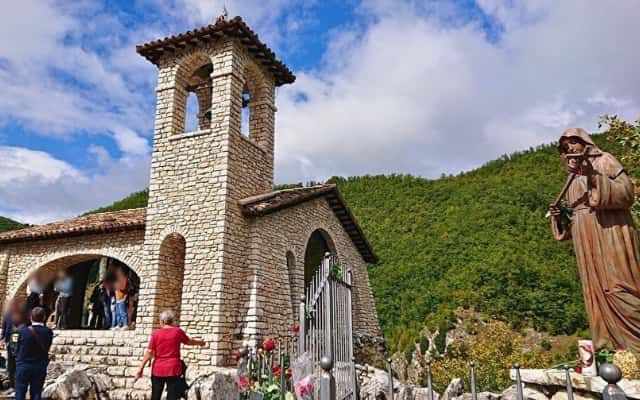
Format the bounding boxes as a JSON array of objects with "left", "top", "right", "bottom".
[
  {"left": 235, "top": 253, "right": 357, "bottom": 400},
  {"left": 377, "top": 360, "right": 629, "bottom": 400},
  {"left": 234, "top": 353, "right": 630, "bottom": 400},
  {"left": 299, "top": 253, "right": 356, "bottom": 400}
]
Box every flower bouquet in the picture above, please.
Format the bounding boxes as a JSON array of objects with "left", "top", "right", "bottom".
[{"left": 292, "top": 352, "right": 314, "bottom": 400}]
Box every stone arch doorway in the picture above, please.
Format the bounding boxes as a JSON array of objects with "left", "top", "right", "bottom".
[
  {"left": 304, "top": 229, "right": 337, "bottom": 286},
  {"left": 155, "top": 233, "right": 186, "bottom": 324},
  {"left": 14, "top": 255, "right": 140, "bottom": 330}
]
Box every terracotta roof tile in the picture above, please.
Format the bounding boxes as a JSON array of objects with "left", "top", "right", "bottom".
[
  {"left": 0, "top": 187, "right": 377, "bottom": 263},
  {"left": 239, "top": 185, "right": 378, "bottom": 263},
  {"left": 0, "top": 208, "right": 146, "bottom": 244},
  {"left": 136, "top": 16, "right": 295, "bottom": 86}
]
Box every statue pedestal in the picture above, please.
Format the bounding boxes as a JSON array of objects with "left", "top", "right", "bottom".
[{"left": 510, "top": 368, "right": 640, "bottom": 399}]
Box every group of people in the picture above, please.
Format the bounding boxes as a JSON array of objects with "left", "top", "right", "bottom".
[
  {"left": 1, "top": 261, "right": 202, "bottom": 399},
  {"left": 1, "top": 306, "right": 204, "bottom": 400},
  {"left": 23, "top": 262, "right": 139, "bottom": 331},
  {"left": 88, "top": 265, "right": 139, "bottom": 330},
  {"left": 25, "top": 270, "right": 70, "bottom": 330}
]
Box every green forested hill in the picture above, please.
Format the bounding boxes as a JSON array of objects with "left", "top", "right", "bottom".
[
  {"left": 84, "top": 190, "right": 149, "bottom": 215},
  {"left": 4, "top": 135, "right": 634, "bottom": 353},
  {"left": 0, "top": 216, "right": 26, "bottom": 233},
  {"left": 331, "top": 135, "right": 638, "bottom": 353}
]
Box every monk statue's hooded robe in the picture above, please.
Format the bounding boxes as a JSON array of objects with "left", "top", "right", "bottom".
[{"left": 552, "top": 128, "right": 640, "bottom": 351}]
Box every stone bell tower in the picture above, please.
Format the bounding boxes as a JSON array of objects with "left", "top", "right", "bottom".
[{"left": 136, "top": 16, "right": 295, "bottom": 365}]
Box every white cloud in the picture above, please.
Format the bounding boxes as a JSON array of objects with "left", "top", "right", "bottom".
[
  {"left": 0, "top": 146, "right": 149, "bottom": 225},
  {"left": 274, "top": 0, "right": 640, "bottom": 182},
  {"left": 112, "top": 128, "right": 151, "bottom": 156},
  {"left": 0, "top": 1, "right": 154, "bottom": 138},
  {"left": 0, "top": 147, "right": 83, "bottom": 185},
  {"left": 3, "top": 0, "right": 640, "bottom": 223}
]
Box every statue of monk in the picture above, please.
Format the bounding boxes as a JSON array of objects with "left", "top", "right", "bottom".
[{"left": 550, "top": 128, "right": 640, "bottom": 351}]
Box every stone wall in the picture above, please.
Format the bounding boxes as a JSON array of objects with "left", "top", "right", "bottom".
[
  {"left": 143, "top": 36, "right": 278, "bottom": 366},
  {"left": 0, "top": 230, "right": 145, "bottom": 303},
  {"left": 235, "top": 197, "right": 382, "bottom": 350},
  {"left": 0, "top": 230, "right": 150, "bottom": 399}
]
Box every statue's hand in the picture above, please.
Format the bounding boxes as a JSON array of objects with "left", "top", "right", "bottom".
[
  {"left": 548, "top": 205, "right": 562, "bottom": 218},
  {"left": 578, "top": 159, "right": 595, "bottom": 176},
  {"left": 567, "top": 157, "right": 595, "bottom": 176}
]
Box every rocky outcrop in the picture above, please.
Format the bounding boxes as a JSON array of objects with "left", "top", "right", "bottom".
[
  {"left": 407, "top": 346, "right": 427, "bottom": 386},
  {"left": 392, "top": 352, "right": 409, "bottom": 382},
  {"left": 511, "top": 368, "right": 640, "bottom": 399},
  {"left": 42, "top": 366, "right": 111, "bottom": 400},
  {"left": 440, "top": 378, "right": 464, "bottom": 400},
  {"left": 186, "top": 369, "right": 238, "bottom": 400},
  {"left": 500, "top": 385, "right": 548, "bottom": 400},
  {"left": 355, "top": 334, "right": 387, "bottom": 367},
  {"left": 358, "top": 364, "right": 440, "bottom": 400}
]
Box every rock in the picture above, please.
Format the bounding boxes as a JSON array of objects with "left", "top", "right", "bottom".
[
  {"left": 550, "top": 390, "right": 598, "bottom": 400},
  {"left": 42, "top": 367, "right": 111, "bottom": 400},
  {"left": 46, "top": 362, "right": 68, "bottom": 383},
  {"left": 510, "top": 368, "right": 640, "bottom": 399},
  {"left": 396, "top": 385, "right": 440, "bottom": 400},
  {"left": 359, "top": 364, "right": 442, "bottom": 400},
  {"left": 407, "top": 345, "right": 426, "bottom": 386},
  {"left": 477, "top": 391, "right": 500, "bottom": 400},
  {"left": 186, "top": 369, "right": 238, "bottom": 400},
  {"left": 391, "top": 352, "right": 409, "bottom": 382},
  {"left": 441, "top": 378, "right": 464, "bottom": 400},
  {"left": 0, "top": 370, "right": 9, "bottom": 390},
  {"left": 360, "top": 365, "right": 396, "bottom": 399},
  {"left": 500, "top": 384, "right": 549, "bottom": 400},
  {"left": 411, "top": 386, "right": 440, "bottom": 400}
]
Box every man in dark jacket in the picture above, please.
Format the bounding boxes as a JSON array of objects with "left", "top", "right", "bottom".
[
  {"left": 88, "top": 282, "right": 104, "bottom": 329},
  {"left": 5, "top": 309, "right": 26, "bottom": 393},
  {"left": 14, "top": 307, "right": 53, "bottom": 400}
]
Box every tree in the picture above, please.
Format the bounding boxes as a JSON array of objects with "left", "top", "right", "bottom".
[{"left": 600, "top": 115, "right": 640, "bottom": 217}]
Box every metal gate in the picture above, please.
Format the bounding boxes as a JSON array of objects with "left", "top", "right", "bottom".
[{"left": 298, "top": 253, "right": 357, "bottom": 400}]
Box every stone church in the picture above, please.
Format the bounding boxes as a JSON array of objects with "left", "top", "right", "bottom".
[{"left": 0, "top": 16, "right": 381, "bottom": 395}]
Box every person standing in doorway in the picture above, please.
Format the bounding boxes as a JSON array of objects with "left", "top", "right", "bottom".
[
  {"left": 101, "top": 276, "right": 115, "bottom": 329},
  {"left": 25, "top": 275, "right": 44, "bottom": 321},
  {"left": 134, "top": 310, "right": 206, "bottom": 400},
  {"left": 112, "top": 268, "right": 128, "bottom": 329},
  {"left": 88, "top": 282, "right": 104, "bottom": 329},
  {"left": 54, "top": 270, "right": 72, "bottom": 330},
  {"left": 14, "top": 307, "right": 53, "bottom": 400}
]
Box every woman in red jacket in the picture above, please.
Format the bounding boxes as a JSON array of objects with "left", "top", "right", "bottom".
[{"left": 134, "top": 310, "right": 205, "bottom": 400}]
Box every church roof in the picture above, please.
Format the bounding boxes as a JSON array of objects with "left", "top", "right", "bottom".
[
  {"left": 0, "top": 186, "right": 377, "bottom": 263},
  {"left": 0, "top": 208, "right": 146, "bottom": 244},
  {"left": 239, "top": 184, "right": 378, "bottom": 263},
  {"left": 136, "top": 16, "right": 295, "bottom": 86}
]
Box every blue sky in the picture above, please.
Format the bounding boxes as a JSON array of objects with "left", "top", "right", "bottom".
[{"left": 1, "top": 0, "right": 639, "bottom": 223}]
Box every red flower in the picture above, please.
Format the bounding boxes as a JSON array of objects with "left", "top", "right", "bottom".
[
  {"left": 236, "top": 376, "right": 251, "bottom": 389},
  {"left": 262, "top": 338, "right": 276, "bottom": 352},
  {"left": 292, "top": 324, "right": 300, "bottom": 333},
  {"left": 272, "top": 365, "right": 282, "bottom": 376},
  {"left": 575, "top": 366, "right": 582, "bottom": 374}
]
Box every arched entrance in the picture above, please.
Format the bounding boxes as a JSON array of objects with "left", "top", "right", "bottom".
[
  {"left": 304, "top": 229, "right": 336, "bottom": 286},
  {"left": 155, "top": 233, "right": 186, "bottom": 323},
  {"left": 15, "top": 255, "right": 140, "bottom": 330}
]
